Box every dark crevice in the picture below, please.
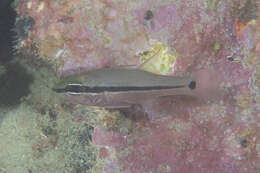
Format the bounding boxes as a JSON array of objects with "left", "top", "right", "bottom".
[
  {"left": 0, "top": 0, "right": 17, "bottom": 63},
  {"left": 0, "top": 0, "right": 34, "bottom": 108},
  {"left": 0, "top": 62, "right": 34, "bottom": 107}
]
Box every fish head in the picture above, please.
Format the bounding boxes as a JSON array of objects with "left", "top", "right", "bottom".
[{"left": 52, "top": 76, "right": 83, "bottom": 94}]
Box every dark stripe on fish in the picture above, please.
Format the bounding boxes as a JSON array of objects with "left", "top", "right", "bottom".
[{"left": 53, "top": 84, "right": 188, "bottom": 94}]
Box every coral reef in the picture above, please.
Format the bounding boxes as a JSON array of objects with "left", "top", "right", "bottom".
[
  {"left": 0, "top": 57, "right": 99, "bottom": 173},
  {"left": 13, "top": 0, "right": 260, "bottom": 172}
]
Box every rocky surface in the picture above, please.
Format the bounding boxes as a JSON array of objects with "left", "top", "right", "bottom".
[{"left": 14, "top": 0, "right": 260, "bottom": 172}]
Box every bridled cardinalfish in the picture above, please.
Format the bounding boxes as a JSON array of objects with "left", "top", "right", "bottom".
[
  {"left": 52, "top": 67, "right": 196, "bottom": 109},
  {"left": 53, "top": 49, "right": 196, "bottom": 108}
]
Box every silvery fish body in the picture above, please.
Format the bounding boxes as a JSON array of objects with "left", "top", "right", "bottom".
[{"left": 53, "top": 68, "right": 196, "bottom": 108}]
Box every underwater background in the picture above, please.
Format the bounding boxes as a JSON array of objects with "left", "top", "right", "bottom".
[{"left": 0, "top": 0, "right": 259, "bottom": 173}]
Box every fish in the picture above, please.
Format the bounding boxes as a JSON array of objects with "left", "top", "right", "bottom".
[{"left": 53, "top": 67, "right": 196, "bottom": 109}]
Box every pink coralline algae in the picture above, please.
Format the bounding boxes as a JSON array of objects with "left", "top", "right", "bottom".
[{"left": 15, "top": 0, "right": 259, "bottom": 173}]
